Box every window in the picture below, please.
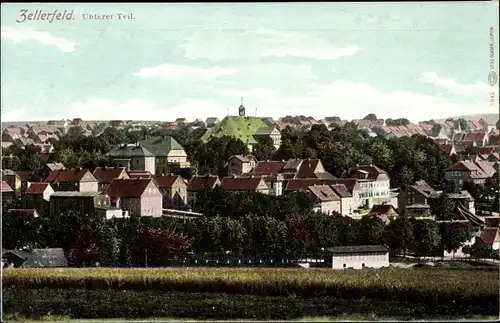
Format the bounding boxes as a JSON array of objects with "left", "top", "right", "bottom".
[
  {"left": 136, "top": 159, "right": 139, "bottom": 165},
  {"left": 343, "top": 264, "right": 346, "bottom": 268},
  {"left": 362, "top": 263, "right": 365, "bottom": 268}
]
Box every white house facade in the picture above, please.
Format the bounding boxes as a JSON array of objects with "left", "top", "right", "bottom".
[{"left": 327, "top": 245, "right": 390, "bottom": 270}]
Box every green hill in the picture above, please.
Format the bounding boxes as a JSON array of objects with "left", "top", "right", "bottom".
[{"left": 201, "top": 116, "right": 270, "bottom": 145}]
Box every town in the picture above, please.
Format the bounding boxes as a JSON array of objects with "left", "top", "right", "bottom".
[{"left": 2, "top": 106, "right": 499, "bottom": 270}]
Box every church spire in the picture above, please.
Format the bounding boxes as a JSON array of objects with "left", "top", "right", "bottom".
[{"left": 238, "top": 97, "right": 246, "bottom": 116}]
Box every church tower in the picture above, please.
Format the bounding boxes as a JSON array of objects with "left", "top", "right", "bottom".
[{"left": 238, "top": 97, "right": 246, "bottom": 117}]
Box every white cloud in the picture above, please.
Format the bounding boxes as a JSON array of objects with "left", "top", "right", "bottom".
[
  {"left": 180, "top": 29, "right": 359, "bottom": 61},
  {"left": 64, "top": 97, "right": 221, "bottom": 121},
  {"left": 214, "top": 80, "right": 498, "bottom": 122},
  {"left": 135, "top": 62, "right": 317, "bottom": 89},
  {"left": 136, "top": 64, "right": 236, "bottom": 80},
  {"left": 419, "top": 72, "right": 492, "bottom": 98},
  {"left": 1, "top": 26, "right": 77, "bottom": 52},
  {"left": 1, "top": 109, "right": 28, "bottom": 122}
]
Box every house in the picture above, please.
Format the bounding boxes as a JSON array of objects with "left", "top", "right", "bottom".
[
  {"left": 330, "top": 179, "right": 362, "bottom": 209},
  {"left": 249, "top": 159, "right": 335, "bottom": 180},
  {"left": 2, "top": 248, "right": 68, "bottom": 268},
  {"left": 368, "top": 203, "right": 399, "bottom": 224},
  {"left": 46, "top": 168, "right": 99, "bottom": 192},
  {"left": 253, "top": 125, "right": 282, "bottom": 149},
  {"left": 127, "top": 170, "right": 153, "bottom": 179},
  {"left": 153, "top": 175, "right": 187, "bottom": 208},
  {"left": 205, "top": 117, "right": 220, "bottom": 128},
  {"left": 398, "top": 180, "right": 438, "bottom": 216},
  {"left": 1, "top": 180, "right": 15, "bottom": 204},
  {"left": 187, "top": 175, "right": 221, "bottom": 207},
  {"left": 95, "top": 206, "right": 129, "bottom": 220},
  {"left": 50, "top": 191, "right": 108, "bottom": 217},
  {"left": 444, "top": 161, "right": 497, "bottom": 190},
  {"left": 15, "top": 171, "right": 34, "bottom": 195},
  {"left": 345, "top": 164, "right": 391, "bottom": 208},
  {"left": 227, "top": 155, "right": 257, "bottom": 176},
  {"left": 25, "top": 182, "right": 54, "bottom": 216},
  {"left": 107, "top": 136, "right": 191, "bottom": 175},
  {"left": 308, "top": 185, "right": 341, "bottom": 215},
  {"left": 326, "top": 245, "right": 390, "bottom": 270},
  {"left": 8, "top": 209, "right": 39, "bottom": 218},
  {"left": 477, "top": 228, "right": 500, "bottom": 250},
  {"left": 331, "top": 184, "right": 354, "bottom": 216},
  {"left": 220, "top": 176, "right": 270, "bottom": 194},
  {"left": 107, "top": 178, "right": 163, "bottom": 217},
  {"left": 1, "top": 169, "right": 22, "bottom": 195},
  {"left": 93, "top": 166, "right": 130, "bottom": 192},
  {"left": 446, "top": 190, "right": 476, "bottom": 214},
  {"left": 41, "top": 162, "right": 65, "bottom": 180}
]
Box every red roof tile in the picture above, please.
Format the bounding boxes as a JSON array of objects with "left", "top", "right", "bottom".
[
  {"left": 107, "top": 178, "right": 154, "bottom": 198},
  {"left": 187, "top": 175, "right": 220, "bottom": 191},
  {"left": 15, "top": 171, "right": 34, "bottom": 182},
  {"left": 463, "top": 131, "right": 486, "bottom": 142},
  {"left": 308, "top": 185, "right": 340, "bottom": 201},
  {"left": 285, "top": 179, "right": 340, "bottom": 191},
  {"left": 45, "top": 169, "right": 63, "bottom": 182},
  {"left": 220, "top": 176, "right": 266, "bottom": 191},
  {"left": 153, "top": 175, "right": 182, "bottom": 188},
  {"left": 296, "top": 159, "right": 320, "bottom": 178},
  {"left": 251, "top": 161, "right": 286, "bottom": 175},
  {"left": 50, "top": 168, "right": 95, "bottom": 183},
  {"left": 25, "top": 182, "right": 51, "bottom": 195},
  {"left": 93, "top": 167, "right": 127, "bottom": 184},
  {"left": 480, "top": 228, "right": 500, "bottom": 244},
  {"left": 485, "top": 217, "right": 499, "bottom": 228}
]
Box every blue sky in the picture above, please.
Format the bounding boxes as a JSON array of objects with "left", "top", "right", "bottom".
[{"left": 1, "top": 2, "right": 499, "bottom": 122}]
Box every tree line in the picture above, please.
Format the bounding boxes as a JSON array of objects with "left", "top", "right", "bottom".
[{"left": 4, "top": 190, "right": 496, "bottom": 268}]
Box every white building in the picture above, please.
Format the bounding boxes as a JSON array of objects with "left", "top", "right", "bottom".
[
  {"left": 346, "top": 165, "right": 391, "bottom": 208},
  {"left": 327, "top": 245, "right": 390, "bottom": 270}
]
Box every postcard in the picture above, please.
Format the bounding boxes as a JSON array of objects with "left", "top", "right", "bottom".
[{"left": 1, "top": 2, "right": 499, "bottom": 322}]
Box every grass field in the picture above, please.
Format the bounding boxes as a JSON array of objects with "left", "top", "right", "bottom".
[{"left": 3, "top": 267, "right": 499, "bottom": 321}]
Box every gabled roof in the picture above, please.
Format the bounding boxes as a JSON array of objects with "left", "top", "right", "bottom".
[
  {"left": 327, "top": 245, "right": 389, "bottom": 254},
  {"left": 139, "top": 135, "right": 185, "bottom": 155},
  {"left": 107, "top": 144, "right": 155, "bottom": 158},
  {"left": 330, "top": 184, "right": 352, "bottom": 198},
  {"left": 25, "top": 182, "right": 51, "bottom": 195},
  {"left": 296, "top": 159, "right": 321, "bottom": 178},
  {"left": 452, "top": 204, "right": 485, "bottom": 226},
  {"left": 229, "top": 155, "right": 254, "bottom": 163},
  {"left": 48, "top": 168, "right": 96, "bottom": 183},
  {"left": 251, "top": 161, "right": 286, "bottom": 175},
  {"left": 282, "top": 159, "right": 303, "bottom": 171},
  {"left": 485, "top": 217, "right": 499, "bottom": 228},
  {"left": 153, "top": 175, "right": 184, "bottom": 188},
  {"left": 1, "top": 181, "right": 14, "bottom": 193},
  {"left": 347, "top": 164, "right": 389, "bottom": 181},
  {"left": 15, "top": 171, "right": 34, "bottom": 182},
  {"left": 480, "top": 228, "right": 500, "bottom": 245},
  {"left": 107, "top": 178, "right": 155, "bottom": 198},
  {"left": 187, "top": 175, "right": 220, "bottom": 191},
  {"left": 93, "top": 167, "right": 127, "bottom": 184},
  {"left": 308, "top": 185, "right": 340, "bottom": 202},
  {"left": 411, "top": 180, "right": 438, "bottom": 198},
  {"left": 285, "top": 179, "right": 340, "bottom": 191},
  {"left": 220, "top": 176, "right": 267, "bottom": 191}
]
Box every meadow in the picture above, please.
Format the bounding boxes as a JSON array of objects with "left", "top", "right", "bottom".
[{"left": 3, "top": 267, "right": 499, "bottom": 320}]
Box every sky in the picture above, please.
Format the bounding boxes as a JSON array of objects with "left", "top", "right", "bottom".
[{"left": 1, "top": 2, "right": 499, "bottom": 122}]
